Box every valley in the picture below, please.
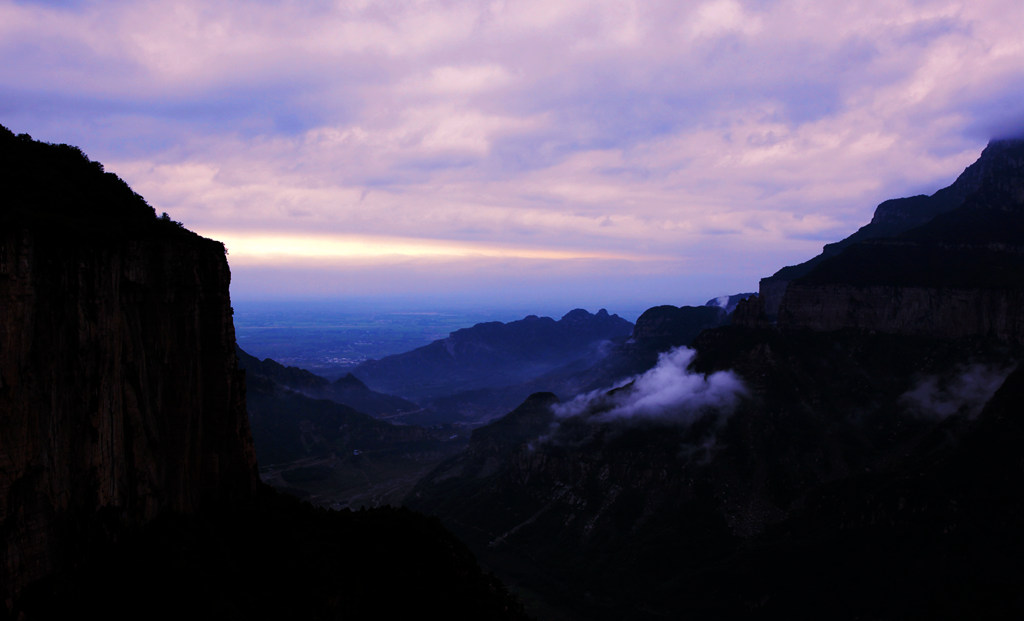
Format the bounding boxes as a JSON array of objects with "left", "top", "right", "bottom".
[{"left": 235, "top": 136, "right": 1024, "bottom": 619}]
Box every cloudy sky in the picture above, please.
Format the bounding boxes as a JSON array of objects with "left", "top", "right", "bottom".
[{"left": 3, "top": 0, "right": 1023, "bottom": 314}]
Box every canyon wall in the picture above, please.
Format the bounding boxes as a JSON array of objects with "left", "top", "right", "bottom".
[
  {"left": 0, "top": 129, "right": 258, "bottom": 603},
  {"left": 778, "top": 283, "right": 1024, "bottom": 342},
  {"left": 751, "top": 138, "right": 1024, "bottom": 341},
  {"left": 759, "top": 138, "right": 1024, "bottom": 321}
]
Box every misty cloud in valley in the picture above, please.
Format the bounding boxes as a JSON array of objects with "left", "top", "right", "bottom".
[
  {"left": 900, "top": 363, "right": 1016, "bottom": 420},
  {"left": 554, "top": 347, "right": 747, "bottom": 424}
]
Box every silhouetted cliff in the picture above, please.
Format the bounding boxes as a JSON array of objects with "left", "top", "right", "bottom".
[
  {"left": 760, "top": 138, "right": 1024, "bottom": 320},
  {"left": 774, "top": 138, "right": 1024, "bottom": 340},
  {"left": 0, "top": 126, "right": 257, "bottom": 603},
  {"left": 0, "top": 127, "right": 528, "bottom": 620}
]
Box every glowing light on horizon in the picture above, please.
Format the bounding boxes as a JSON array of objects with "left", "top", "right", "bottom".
[{"left": 202, "top": 231, "right": 668, "bottom": 263}]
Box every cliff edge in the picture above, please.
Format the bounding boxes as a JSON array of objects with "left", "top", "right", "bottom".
[
  {"left": 0, "top": 126, "right": 258, "bottom": 604},
  {"left": 759, "top": 138, "right": 1024, "bottom": 320},
  {"left": 746, "top": 137, "right": 1024, "bottom": 342}
]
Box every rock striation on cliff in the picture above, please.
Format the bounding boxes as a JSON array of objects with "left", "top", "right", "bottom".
[{"left": 0, "top": 126, "right": 258, "bottom": 604}]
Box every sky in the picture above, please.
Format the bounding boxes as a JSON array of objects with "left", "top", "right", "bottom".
[{"left": 3, "top": 0, "right": 1023, "bottom": 315}]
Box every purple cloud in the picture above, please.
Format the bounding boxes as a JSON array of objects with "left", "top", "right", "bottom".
[{"left": 3, "top": 0, "right": 1023, "bottom": 308}]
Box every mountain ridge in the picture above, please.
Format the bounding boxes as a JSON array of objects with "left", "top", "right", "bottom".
[
  {"left": 353, "top": 308, "right": 633, "bottom": 401},
  {"left": 765, "top": 137, "right": 1024, "bottom": 340},
  {"left": 760, "top": 137, "right": 1024, "bottom": 316},
  {"left": 405, "top": 135, "right": 1024, "bottom": 619},
  {"left": 236, "top": 345, "right": 419, "bottom": 417}
]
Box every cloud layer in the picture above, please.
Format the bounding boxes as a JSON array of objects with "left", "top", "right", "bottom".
[
  {"left": 4, "top": 1, "right": 1024, "bottom": 307},
  {"left": 554, "top": 347, "right": 746, "bottom": 423},
  {"left": 900, "top": 363, "right": 1015, "bottom": 420}
]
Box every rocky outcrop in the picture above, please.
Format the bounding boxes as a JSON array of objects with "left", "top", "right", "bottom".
[
  {"left": 704, "top": 292, "right": 756, "bottom": 315},
  {"left": 630, "top": 304, "right": 726, "bottom": 347},
  {"left": 0, "top": 127, "right": 257, "bottom": 605},
  {"left": 779, "top": 283, "right": 1024, "bottom": 342},
  {"left": 759, "top": 137, "right": 1024, "bottom": 317},
  {"left": 749, "top": 137, "right": 1024, "bottom": 341}
]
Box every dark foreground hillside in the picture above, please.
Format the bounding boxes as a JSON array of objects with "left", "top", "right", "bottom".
[
  {"left": 13, "top": 489, "right": 525, "bottom": 620},
  {"left": 239, "top": 350, "right": 469, "bottom": 509},
  {"left": 0, "top": 126, "right": 527, "bottom": 620},
  {"left": 409, "top": 329, "right": 1024, "bottom": 619}
]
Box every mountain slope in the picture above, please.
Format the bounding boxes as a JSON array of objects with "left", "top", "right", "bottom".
[
  {"left": 243, "top": 371, "right": 467, "bottom": 509},
  {"left": 397, "top": 303, "right": 735, "bottom": 425},
  {"left": 759, "top": 138, "right": 1022, "bottom": 316},
  {"left": 237, "top": 346, "right": 418, "bottom": 417},
  {"left": 352, "top": 308, "right": 633, "bottom": 403},
  {"left": 408, "top": 327, "right": 1020, "bottom": 619},
  {"left": 772, "top": 138, "right": 1024, "bottom": 340},
  {"left": 405, "top": 137, "right": 1024, "bottom": 619}
]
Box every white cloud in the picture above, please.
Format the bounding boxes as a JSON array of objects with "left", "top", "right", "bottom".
[
  {"left": 554, "top": 347, "right": 747, "bottom": 424},
  {"left": 900, "top": 364, "right": 1015, "bottom": 420}
]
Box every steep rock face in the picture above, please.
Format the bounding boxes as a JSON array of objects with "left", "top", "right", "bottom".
[
  {"left": 761, "top": 138, "right": 1024, "bottom": 340},
  {"left": 0, "top": 129, "right": 257, "bottom": 603},
  {"left": 779, "top": 283, "right": 1024, "bottom": 342},
  {"left": 759, "top": 138, "right": 1023, "bottom": 316}
]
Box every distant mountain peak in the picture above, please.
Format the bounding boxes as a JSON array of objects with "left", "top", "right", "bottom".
[
  {"left": 333, "top": 372, "right": 369, "bottom": 390},
  {"left": 561, "top": 308, "right": 594, "bottom": 321},
  {"left": 352, "top": 310, "right": 634, "bottom": 405}
]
